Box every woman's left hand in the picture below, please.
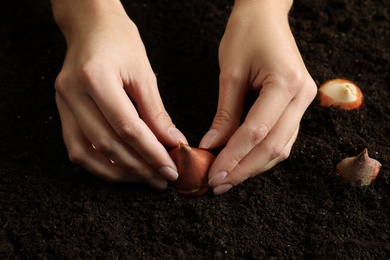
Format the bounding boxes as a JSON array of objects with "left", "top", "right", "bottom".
[{"left": 199, "top": 0, "right": 317, "bottom": 195}]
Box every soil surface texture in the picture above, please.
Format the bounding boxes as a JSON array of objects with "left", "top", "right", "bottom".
[{"left": 1, "top": 0, "right": 389, "bottom": 259}]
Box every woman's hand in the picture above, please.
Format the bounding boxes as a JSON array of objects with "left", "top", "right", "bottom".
[
  {"left": 52, "top": 0, "right": 187, "bottom": 189},
  {"left": 199, "top": 0, "right": 317, "bottom": 195}
]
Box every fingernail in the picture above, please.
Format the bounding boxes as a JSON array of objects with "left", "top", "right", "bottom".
[
  {"left": 168, "top": 127, "right": 188, "bottom": 145},
  {"left": 199, "top": 129, "right": 218, "bottom": 149},
  {"left": 208, "top": 170, "right": 228, "bottom": 187},
  {"left": 213, "top": 183, "right": 233, "bottom": 196},
  {"left": 149, "top": 178, "right": 168, "bottom": 191},
  {"left": 159, "top": 166, "right": 179, "bottom": 181}
]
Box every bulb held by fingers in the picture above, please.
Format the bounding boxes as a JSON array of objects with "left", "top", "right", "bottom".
[
  {"left": 168, "top": 142, "right": 215, "bottom": 197},
  {"left": 318, "top": 78, "right": 363, "bottom": 110},
  {"left": 336, "top": 148, "right": 382, "bottom": 186}
]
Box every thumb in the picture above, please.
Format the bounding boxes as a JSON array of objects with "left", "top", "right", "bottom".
[{"left": 199, "top": 72, "right": 247, "bottom": 149}]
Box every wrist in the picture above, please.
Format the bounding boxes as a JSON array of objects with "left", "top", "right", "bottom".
[
  {"left": 51, "top": 0, "right": 126, "bottom": 38},
  {"left": 233, "top": 0, "right": 293, "bottom": 15}
]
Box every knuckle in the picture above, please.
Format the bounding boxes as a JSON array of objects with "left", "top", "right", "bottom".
[
  {"left": 229, "top": 163, "right": 254, "bottom": 185},
  {"left": 114, "top": 119, "right": 143, "bottom": 143},
  {"left": 250, "top": 124, "right": 268, "bottom": 145},
  {"left": 304, "top": 79, "right": 318, "bottom": 102},
  {"left": 78, "top": 60, "right": 108, "bottom": 92},
  {"left": 283, "top": 65, "right": 305, "bottom": 87},
  {"left": 67, "top": 146, "right": 88, "bottom": 165},
  {"left": 219, "top": 68, "right": 246, "bottom": 87},
  {"left": 143, "top": 72, "right": 158, "bottom": 87},
  {"left": 267, "top": 66, "right": 306, "bottom": 97},
  {"left": 54, "top": 72, "right": 71, "bottom": 95},
  {"left": 131, "top": 72, "right": 157, "bottom": 98},
  {"left": 92, "top": 137, "right": 114, "bottom": 157},
  {"left": 273, "top": 67, "right": 318, "bottom": 105},
  {"left": 268, "top": 142, "right": 286, "bottom": 161},
  {"left": 105, "top": 168, "right": 143, "bottom": 183},
  {"left": 54, "top": 59, "right": 109, "bottom": 96},
  {"left": 230, "top": 154, "right": 242, "bottom": 166},
  {"left": 213, "top": 108, "right": 235, "bottom": 127},
  {"left": 287, "top": 66, "right": 304, "bottom": 85},
  {"left": 80, "top": 60, "right": 98, "bottom": 79},
  {"left": 279, "top": 139, "right": 295, "bottom": 162},
  {"left": 80, "top": 62, "right": 98, "bottom": 87},
  {"left": 101, "top": 174, "right": 126, "bottom": 183},
  {"left": 150, "top": 104, "right": 172, "bottom": 125},
  {"left": 279, "top": 149, "right": 291, "bottom": 162},
  {"left": 243, "top": 123, "right": 269, "bottom": 146}
]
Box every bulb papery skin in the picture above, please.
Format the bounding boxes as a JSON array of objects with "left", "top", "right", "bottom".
[
  {"left": 336, "top": 148, "right": 382, "bottom": 186},
  {"left": 318, "top": 78, "right": 363, "bottom": 110},
  {"left": 168, "top": 142, "right": 215, "bottom": 197}
]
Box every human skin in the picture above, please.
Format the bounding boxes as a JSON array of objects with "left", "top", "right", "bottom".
[
  {"left": 51, "top": 0, "right": 188, "bottom": 190},
  {"left": 51, "top": 0, "right": 316, "bottom": 194},
  {"left": 199, "top": 0, "right": 317, "bottom": 195}
]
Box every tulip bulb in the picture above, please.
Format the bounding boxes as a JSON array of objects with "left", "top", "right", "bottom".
[
  {"left": 169, "top": 142, "right": 215, "bottom": 197},
  {"left": 336, "top": 148, "right": 382, "bottom": 186},
  {"left": 318, "top": 78, "right": 363, "bottom": 110}
]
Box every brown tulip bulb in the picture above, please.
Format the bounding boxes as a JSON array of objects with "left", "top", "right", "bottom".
[
  {"left": 169, "top": 142, "right": 215, "bottom": 197},
  {"left": 336, "top": 148, "right": 382, "bottom": 186}
]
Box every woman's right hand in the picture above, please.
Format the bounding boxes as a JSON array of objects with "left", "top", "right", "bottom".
[{"left": 52, "top": 0, "right": 187, "bottom": 189}]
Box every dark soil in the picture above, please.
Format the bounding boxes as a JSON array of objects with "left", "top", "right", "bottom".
[{"left": 1, "top": 0, "right": 389, "bottom": 259}]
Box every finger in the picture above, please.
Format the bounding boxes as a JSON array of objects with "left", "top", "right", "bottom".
[
  {"left": 199, "top": 69, "right": 248, "bottom": 149},
  {"left": 212, "top": 127, "right": 299, "bottom": 196},
  {"left": 257, "top": 126, "right": 298, "bottom": 173},
  {"left": 207, "top": 73, "right": 309, "bottom": 178},
  {"left": 129, "top": 73, "right": 188, "bottom": 146},
  {"left": 56, "top": 95, "right": 167, "bottom": 190},
  {"left": 56, "top": 94, "right": 169, "bottom": 189},
  {"left": 211, "top": 101, "right": 303, "bottom": 195},
  {"left": 208, "top": 80, "right": 309, "bottom": 187},
  {"left": 64, "top": 70, "right": 179, "bottom": 181}
]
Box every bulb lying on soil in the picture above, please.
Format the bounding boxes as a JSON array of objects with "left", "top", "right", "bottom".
[
  {"left": 318, "top": 78, "right": 363, "bottom": 110},
  {"left": 336, "top": 148, "right": 382, "bottom": 186},
  {"left": 168, "top": 142, "right": 215, "bottom": 197}
]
